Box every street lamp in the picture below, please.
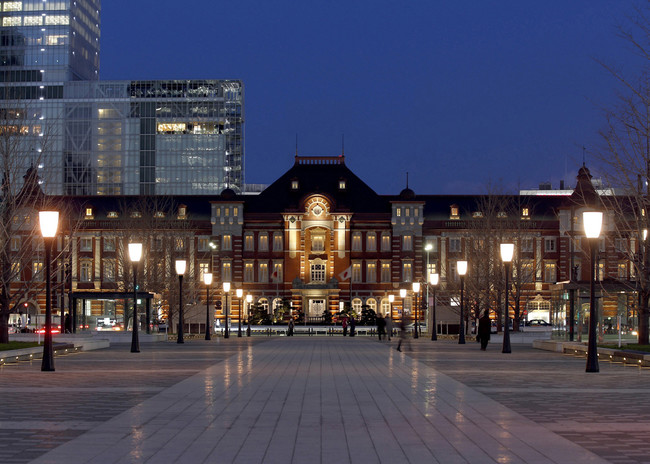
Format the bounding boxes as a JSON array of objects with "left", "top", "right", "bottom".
[
  {"left": 412, "top": 282, "right": 420, "bottom": 338},
  {"left": 399, "top": 289, "right": 406, "bottom": 322},
  {"left": 203, "top": 272, "right": 213, "bottom": 341},
  {"left": 430, "top": 273, "right": 439, "bottom": 341},
  {"left": 500, "top": 243, "right": 514, "bottom": 354},
  {"left": 236, "top": 288, "right": 243, "bottom": 337},
  {"left": 223, "top": 282, "right": 230, "bottom": 338},
  {"left": 246, "top": 294, "right": 252, "bottom": 336},
  {"left": 584, "top": 210, "right": 603, "bottom": 373},
  {"left": 39, "top": 210, "right": 58, "bottom": 372},
  {"left": 128, "top": 242, "right": 142, "bottom": 353},
  {"left": 175, "top": 259, "right": 186, "bottom": 344},
  {"left": 458, "top": 260, "right": 468, "bottom": 344},
  {"left": 388, "top": 294, "right": 394, "bottom": 339}
]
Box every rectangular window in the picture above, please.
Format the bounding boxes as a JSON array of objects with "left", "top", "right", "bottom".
[
  {"left": 449, "top": 238, "right": 461, "bottom": 253},
  {"left": 403, "top": 262, "right": 412, "bottom": 282},
  {"left": 80, "top": 261, "right": 92, "bottom": 282},
  {"left": 544, "top": 263, "right": 557, "bottom": 283},
  {"left": 11, "top": 262, "right": 20, "bottom": 282},
  {"left": 366, "top": 262, "right": 376, "bottom": 283},
  {"left": 79, "top": 237, "right": 93, "bottom": 252},
  {"left": 598, "top": 262, "right": 606, "bottom": 281},
  {"left": 599, "top": 237, "right": 606, "bottom": 253},
  {"left": 618, "top": 262, "right": 627, "bottom": 279},
  {"left": 311, "top": 263, "right": 325, "bottom": 283},
  {"left": 151, "top": 237, "right": 163, "bottom": 252},
  {"left": 222, "top": 235, "right": 232, "bottom": 251},
  {"left": 366, "top": 233, "right": 376, "bottom": 252},
  {"left": 312, "top": 234, "right": 325, "bottom": 252},
  {"left": 544, "top": 238, "right": 556, "bottom": 253},
  {"left": 10, "top": 236, "right": 20, "bottom": 251},
  {"left": 221, "top": 262, "right": 232, "bottom": 282},
  {"left": 351, "top": 233, "right": 362, "bottom": 251},
  {"left": 273, "top": 233, "right": 283, "bottom": 251},
  {"left": 103, "top": 237, "right": 115, "bottom": 252},
  {"left": 615, "top": 238, "right": 627, "bottom": 253},
  {"left": 381, "top": 263, "right": 391, "bottom": 283},
  {"left": 244, "top": 262, "right": 254, "bottom": 282},
  {"left": 352, "top": 263, "right": 362, "bottom": 283},
  {"left": 33, "top": 261, "right": 43, "bottom": 282},
  {"left": 244, "top": 233, "right": 254, "bottom": 251},
  {"left": 198, "top": 237, "right": 210, "bottom": 252},
  {"left": 103, "top": 259, "right": 115, "bottom": 282},
  {"left": 259, "top": 233, "right": 269, "bottom": 252},
  {"left": 381, "top": 233, "right": 391, "bottom": 252},
  {"left": 258, "top": 263, "right": 268, "bottom": 282},
  {"left": 403, "top": 235, "right": 413, "bottom": 251},
  {"left": 449, "top": 261, "right": 458, "bottom": 282},
  {"left": 272, "top": 263, "right": 283, "bottom": 282},
  {"left": 521, "top": 238, "right": 533, "bottom": 253},
  {"left": 175, "top": 237, "right": 185, "bottom": 251}
]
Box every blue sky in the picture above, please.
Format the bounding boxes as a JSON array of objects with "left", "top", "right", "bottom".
[{"left": 101, "top": 1, "right": 637, "bottom": 195}]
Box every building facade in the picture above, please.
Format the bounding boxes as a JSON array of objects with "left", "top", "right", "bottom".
[{"left": 7, "top": 156, "right": 640, "bottom": 338}]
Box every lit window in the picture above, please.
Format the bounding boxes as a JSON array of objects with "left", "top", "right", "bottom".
[
  {"left": 402, "top": 262, "right": 412, "bottom": 282},
  {"left": 244, "top": 233, "right": 254, "bottom": 251},
  {"left": 198, "top": 237, "right": 210, "bottom": 251},
  {"left": 522, "top": 207, "right": 530, "bottom": 218},
  {"left": 244, "top": 262, "right": 254, "bottom": 282},
  {"left": 352, "top": 298, "right": 362, "bottom": 313},
  {"left": 381, "top": 263, "right": 391, "bottom": 282},
  {"left": 258, "top": 233, "right": 269, "bottom": 251},
  {"left": 366, "top": 233, "right": 376, "bottom": 251},
  {"left": 273, "top": 233, "right": 283, "bottom": 251},
  {"left": 258, "top": 263, "right": 269, "bottom": 282},
  {"left": 23, "top": 16, "right": 42, "bottom": 26},
  {"left": 351, "top": 233, "right": 362, "bottom": 251},
  {"left": 311, "top": 263, "right": 326, "bottom": 283},
  {"left": 175, "top": 238, "right": 185, "bottom": 251},
  {"left": 44, "top": 15, "right": 69, "bottom": 25},
  {"left": 291, "top": 180, "right": 299, "bottom": 190},
  {"left": 33, "top": 261, "right": 43, "bottom": 282},
  {"left": 352, "top": 263, "right": 362, "bottom": 283},
  {"left": 130, "top": 211, "right": 142, "bottom": 218},
  {"left": 381, "top": 233, "right": 391, "bottom": 251},
  {"left": 618, "top": 262, "right": 627, "bottom": 279},
  {"left": 3, "top": 2, "right": 22, "bottom": 12},
  {"left": 396, "top": 207, "right": 401, "bottom": 217},
  {"left": 521, "top": 238, "right": 534, "bottom": 253},
  {"left": 403, "top": 235, "right": 413, "bottom": 251},
  {"left": 366, "top": 262, "right": 376, "bottom": 283},
  {"left": 80, "top": 261, "right": 92, "bottom": 282},
  {"left": 450, "top": 205, "right": 459, "bottom": 219},
  {"left": 85, "top": 207, "right": 93, "bottom": 218},
  {"left": 544, "top": 263, "right": 557, "bottom": 283},
  {"left": 544, "top": 238, "right": 556, "bottom": 253},
  {"left": 312, "top": 233, "right": 325, "bottom": 252},
  {"left": 272, "top": 263, "right": 283, "bottom": 282},
  {"left": 178, "top": 206, "right": 187, "bottom": 219},
  {"left": 221, "top": 262, "right": 232, "bottom": 282},
  {"left": 222, "top": 235, "right": 232, "bottom": 251},
  {"left": 2, "top": 16, "right": 21, "bottom": 26},
  {"left": 339, "top": 179, "right": 346, "bottom": 189},
  {"left": 107, "top": 211, "right": 118, "bottom": 218},
  {"left": 154, "top": 211, "right": 165, "bottom": 218},
  {"left": 103, "top": 237, "right": 115, "bottom": 252},
  {"left": 199, "top": 262, "right": 210, "bottom": 282},
  {"left": 103, "top": 260, "right": 115, "bottom": 282}
]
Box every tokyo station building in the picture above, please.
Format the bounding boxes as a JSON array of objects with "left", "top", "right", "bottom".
[{"left": 13, "top": 155, "right": 639, "bottom": 335}]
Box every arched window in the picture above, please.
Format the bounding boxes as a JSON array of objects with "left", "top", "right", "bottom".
[
  {"left": 366, "top": 298, "right": 377, "bottom": 313},
  {"left": 259, "top": 298, "right": 269, "bottom": 314},
  {"left": 380, "top": 298, "right": 391, "bottom": 317},
  {"left": 352, "top": 298, "right": 362, "bottom": 315},
  {"left": 272, "top": 298, "right": 283, "bottom": 311}
]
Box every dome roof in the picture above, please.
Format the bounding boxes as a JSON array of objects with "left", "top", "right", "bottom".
[
  {"left": 220, "top": 188, "right": 236, "bottom": 199},
  {"left": 399, "top": 187, "right": 415, "bottom": 200}
]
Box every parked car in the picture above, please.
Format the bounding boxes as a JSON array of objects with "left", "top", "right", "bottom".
[{"left": 526, "top": 319, "right": 550, "bottom": 326}]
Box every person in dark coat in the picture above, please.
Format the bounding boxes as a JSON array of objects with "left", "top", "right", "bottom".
[
  {"left": 477, "top": 311, "right": 491, "bottom": 351},
  {"left": 287, "top": 317, "right": 294, "bottom": 336},
  {"left": 376, "top": 314, "right": 386, "bottom": 340},
  {"left": 349, "top": 316, "right": 356, "bottom": 337},
  {"left": 342, "top": 316, "right": 348, "bottom": 336}
]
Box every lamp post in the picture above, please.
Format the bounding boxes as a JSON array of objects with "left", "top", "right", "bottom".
[
  {"left": 412, "top": 281, "right": 420, "bottom": 338},
  {"left": 236, "top": 289, "right": 243, "bottom": 337},
  {"left": 246, "top": 294, "right": 252, "bottom": 336},
  {"left": 175, "top": 259, "right": 186, "bottom": 344},
  {"left": 425, "top": 243, "right": 432, "bottom": 336},
  {"left": 430, "top": 273, "right": 439, "bottom": 341},
  {"left": 399, "top": 289, "right": 406, "bottom": 323},
  {"left": 388, "top": 294, "right": 394, "bottom": 339},
  {"left": 458, "top": 260, "right": 468, "bottom": 344},
  {"left": 128, "top": 242, "right": 142, "bottom": 353},
  {"left": 223, "top": 282, "right": 230, "bottom": 338},
  {"left": 500, "top": 243, "right": 514, "bottom": 354},
  {"left": 203, "top": 272, "right": 213, "bottom": 340},
  {"left": 584, "top": 211, "right": 603, "bottom": 373},
  {"left": 39, "top": 210, "right": 59, "bottom": 372}
]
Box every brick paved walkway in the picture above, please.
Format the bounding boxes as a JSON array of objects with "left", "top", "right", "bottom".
[{"left": 0, "top": 335, "right": 645, "bottom": 463}]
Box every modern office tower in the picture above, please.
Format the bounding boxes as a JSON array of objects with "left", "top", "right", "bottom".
[
  {"left": 59, "top": 79, "right": 244, "bottom": 195},
  {"left": 0, "top": 1, "right": 245, "bottom": 195}
]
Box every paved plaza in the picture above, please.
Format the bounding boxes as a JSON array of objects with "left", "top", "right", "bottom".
[{"left": 0, "top": 335, "right": 649, "bottom": 464}]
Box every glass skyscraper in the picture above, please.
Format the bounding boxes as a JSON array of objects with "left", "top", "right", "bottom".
[{"left": 0, "top": 1, "right": 244, "bottom": 195}]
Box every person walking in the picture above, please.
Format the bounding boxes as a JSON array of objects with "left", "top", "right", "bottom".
[
  {"left": 287, "top": 317, "right": 295, "bottom": 336},
  {"left": 349, "top": 316, "right": 356, "bottom": 337},
  {"left": 376, "top": 313, "right": 386, "bottom": 341},
  {"left": 478, "top": 311, "right": 491, "bottom": 351},
  {"left": 342, "top": 315, "right": 348, "bottom": 336},
  {"left": 396, "top": 316, "right": 411, "bottom": 352},
  {"left": 386, "top": 313, "right": 392, "bottom": 341}
]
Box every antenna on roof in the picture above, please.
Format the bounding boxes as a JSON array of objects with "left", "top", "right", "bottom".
[
  {"left": 341, "top": 133, "right": 344, "bottom": 156},
  {"left": 582, "top": 146, "right": 586, "bottom": 166},
  {"left": 295, "top": 134, "right": 298, "bottom": 157},
  {"left": 406, "top": 172, "right": 409, "bottom": 189}
]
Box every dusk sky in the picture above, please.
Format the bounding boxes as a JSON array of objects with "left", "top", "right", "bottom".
[{"left": 101, "top": 1, "right": 638, "bottom": 195}]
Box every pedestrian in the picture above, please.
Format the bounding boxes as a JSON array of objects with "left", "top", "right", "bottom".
[
  {"left": 396, "top": 316, "right": 410, "bottom": 351},
  {"left": 342, "top": 315, "right": 348, "bottom": 336},
  {"left": 478, "top": 311, "right": 491, "bottom": 351},
  {"left": 64, "top": 312, "right": 72, "bottom": 334},
  {"left": 287, "top": 317, "right": 295, "bottom": 336},
  {"left": 349, "top": 316, "right": 356, "bottom": 337},
  {"left": 386, "top": 313, "right": 392, "bottom": 341},
  {"left": 376, "top": 313, "right": 386, "bottom": 341}
]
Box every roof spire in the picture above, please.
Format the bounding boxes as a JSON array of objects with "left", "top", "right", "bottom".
[
  {"left": 341, "top": 133, "right": 344, "bottom": 156},
  {"left": 406, "top": 171, "right": 409, "bottom": 189}
]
